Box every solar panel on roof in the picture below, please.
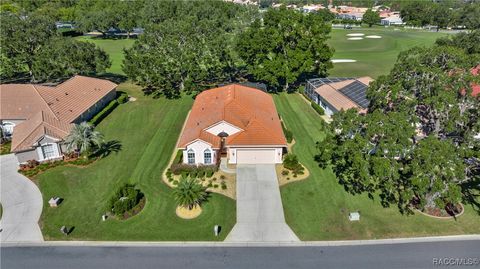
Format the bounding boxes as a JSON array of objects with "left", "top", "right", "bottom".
[
  {"left": 307, "top": 77, "right": 354, "bottom": 88},
  {"left": 338, "top": 80, "right": 370, "bottom": 108}
]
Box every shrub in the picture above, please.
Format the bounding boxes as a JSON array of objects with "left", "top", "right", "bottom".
[
  {"left": 221, "top": 181, "right": 227, "bottom": 190},
  {"left": 220, "top": 175, "right": 226, "bottom": 180},
  {"left": 206, "top": 169, "right": 214, "bottom": 178},
  {"left": 207, "top": 183, "right": 213, "bottom": 188},
  {"left": 282, "top": 170, "right": 289, "bottom": 176},
  {"left": 171, "top": 163, "right": 193, "bottom": 175},
  {"left": 117, "top": 93, "right": 129, "bottom": 104},
  {"left": 213, "top": 184, "right": 219, "bottom": 189},
  {"left": 311, "top": 101, "right": 325, "bottom": 115},
  {"left": 89, "top": 99, "right": 119, "bottom": 126},
  {"left": 190, "top": 170, "right": 198, "bottom": 178},
  {"left": 281, "top": 121, "right": 293, "bottom": 143},
  {"left": 283, "top": 153, "right": 304, "bottom": 175},
  {"left": 197, "top": 170, "right": 206, "bottom": 178},
  {"left": 212, "top": 177, "right": 217, "bottom": 181},
  {"left": 286, "top": 177, "right": 290, "bottom": 180},
  {"left": 108, "top": 184, "right": 144, "bottom": 217},
  {"left": 166, "top": 169, "right": 172, "bottom": 178}
]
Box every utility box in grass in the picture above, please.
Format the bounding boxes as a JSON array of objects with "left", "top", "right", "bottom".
[{"left": 349, "top": 212, "right": 360, "bottom": 221}]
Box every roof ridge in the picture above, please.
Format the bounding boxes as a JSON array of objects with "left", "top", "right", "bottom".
[
  {"left": 31, "top": 85, "right": 60, "bottom": 120},
  {"left": 11, "top": 121, "right": 44, "bottom": 151}
]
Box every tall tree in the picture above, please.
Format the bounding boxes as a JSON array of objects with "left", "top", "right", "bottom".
[
  {"left": 123, "top": 19, "right": 235, "bottom": 97},
  {"left": 318, "top": 36, "right": 480, "bottom": 214},
  {"left": 236, "top": 7, "right": 333, "bottom": 91},
  {"left": 362, "top": 9, "right": 380, "bottom": 27},
  {"left": 32, "top": 37, "right": 111, "bottom": 81},
  {"left": 0, "top": 12, "right": 57, "bottom": 80}
]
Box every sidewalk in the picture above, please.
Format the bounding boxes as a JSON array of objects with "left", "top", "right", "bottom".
[{"left": 2, "top": 234, "right": 479, "bottom": 247}]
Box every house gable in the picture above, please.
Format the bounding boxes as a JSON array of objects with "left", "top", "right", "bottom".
[{"left": 204, "top": 120, "right": 242, "bottom": 137}]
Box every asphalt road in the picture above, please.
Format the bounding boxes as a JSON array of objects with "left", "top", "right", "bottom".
[{"left": 2, "top": 240, "right": 480, "bottom": 269}]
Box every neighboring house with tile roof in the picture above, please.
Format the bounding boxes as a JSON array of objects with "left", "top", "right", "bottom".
[
  {"left": 177, "top": 84, "right": 287, "bottom": 165},
  {"left": 0, "top": 75, "right": 117, "bottom": 163},
  {"left": 305, "top": 76, "right": 373, "bottom": 116}
]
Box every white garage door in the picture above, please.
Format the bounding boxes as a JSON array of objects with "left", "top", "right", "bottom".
[{"left": 236, "top": 149, "right": 276, "bottom": 164}]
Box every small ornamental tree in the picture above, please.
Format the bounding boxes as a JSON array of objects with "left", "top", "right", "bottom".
[
  {"left": 173, "top": 178, "right": 208, "bottom": 210},
  {"left": 65, "top": 122, "right": 104, "bottom": 154},
  {"left": 109, "top": 184, "right": 144, "bottom": 216}
]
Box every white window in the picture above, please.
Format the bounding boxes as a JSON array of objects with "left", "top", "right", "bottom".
[
  {"left": 41, "top": 144, "right": 57, "bottom": 159},
  {"left": 204, "top": 149, "right": 212, "bottom": 164},
  {"left": 187, "top": 149, "right": 195, "bottom": 164}
]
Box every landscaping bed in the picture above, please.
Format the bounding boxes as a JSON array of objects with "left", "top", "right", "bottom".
[
  {"left": 164, "top": 151, "right": 236, "bottom": 199},
  {"left": 19, "top": 156, "right": 96, "bottom": 178}
]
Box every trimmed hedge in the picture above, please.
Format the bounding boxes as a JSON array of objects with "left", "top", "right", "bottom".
[
  {"left": 311, "top": 101, "right": 325, "bottom": 115},
  {"left": 118, "top": 93, "right": 129, "bottom": 104},
  {"left": 89, "top": 99, "right": 119, "bottom": 126},
  {"left": 170, "top": 163, "right": 218, "bottom": 177},
  {"left": 173, "top": 150, "right": 183, "bottom": 164}
]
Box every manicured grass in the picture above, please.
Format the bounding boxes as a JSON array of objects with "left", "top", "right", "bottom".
[
  {"left": 75, "top": 36, "right": 134, "bottom": 75},
  {"left": 274, "top": 92, "right": 480, "bottom": 240},
  {"left": 37, "top": 83, "right": 236, "bottom": 241},
  {"left": 328, "top": 28, "right": 449, "bottom": 78}
]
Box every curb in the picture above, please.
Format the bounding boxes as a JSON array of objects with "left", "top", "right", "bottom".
[{"left": 2, "top": 234, "right": 479, "bottom": 248}]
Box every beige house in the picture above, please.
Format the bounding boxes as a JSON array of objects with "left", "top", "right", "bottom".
[{"left": 0, "top": 76, "right": 117, "bottom": 163}]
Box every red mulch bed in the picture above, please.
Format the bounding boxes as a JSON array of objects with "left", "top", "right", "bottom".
[
  {"left": 119, "top": 197, "right": 146, "bottom": 220},
  {"left": 421, "top": 203, "right": 463, "bottom": 218}
]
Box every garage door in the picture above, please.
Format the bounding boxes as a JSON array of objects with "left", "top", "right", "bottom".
[{"left": 236, "top": 149, "right": 276, "bottom": 164}]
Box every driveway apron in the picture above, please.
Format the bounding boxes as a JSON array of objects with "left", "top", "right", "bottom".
[{"left": 226, "top": 164, "right": 299, "bottom": 242}]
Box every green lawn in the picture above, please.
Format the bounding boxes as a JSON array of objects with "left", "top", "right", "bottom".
[
  {"left": 274, "top": 92, "right": 480, "bottom": 240},
  {"left": 37, "top": 83, "right": 236, "bottom": 241},
  {"left": 75, "top": 36, "right": 135, "bottom": 75},
  {"left": 328, "top": 28, "right": 449, "bottom": 78}
]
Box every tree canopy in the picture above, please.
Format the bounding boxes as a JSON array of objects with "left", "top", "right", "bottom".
[
  {"left": 0, "top": 11, "right": 110, "bottom": 82},
  {"left": 317, "top": 31, "right": 480, "bottom": 214},
  {"left": 236, "top": 7, "right": 334, "bottom": 91},
  {"left": 362, "top": 9, "right": 380, "bottom": 27}
]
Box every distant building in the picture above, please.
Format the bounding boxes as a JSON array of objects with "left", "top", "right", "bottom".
[
  {"left": 305, "top": 77, "right": 373, "bottom": 116},
  {"left": 302, "top": 4, "right": 324, "bottom": 13},
  {"left": 381, "top": 14, "right": 404, "bottom": 26}
]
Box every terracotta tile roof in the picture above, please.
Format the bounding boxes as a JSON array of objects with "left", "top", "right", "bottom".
[
  {"left": 0, "top": 84, "right": 52, "bottom": 120},
  {"left": 11, "top": 111, "right": 72, "bottom": 152},
  {"left": 471, "top": 65, "right": 480, "bottom": 97},
  {"left": 36, "top": 76, "right": 117, "bottom": 123},
  {"left": 314, "top": 77, "right": 373, "bottom": 112},
  {"left": 178, "top": 84, "right": 286, "bottom": 148},
  {"left": 1, "top": 76, "right": 117, "bottom": 123},
  {"left": 2, "top": 75, "right": 117, "bottom": 152}
]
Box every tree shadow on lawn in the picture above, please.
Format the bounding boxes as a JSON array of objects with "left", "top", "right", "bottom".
[
  {"left": 461, "top": 179, "right": 480, "bottom": 215},
  {"left": 91, "top": 140, "right": 123, "bottom": 158},
  {"left": 95, "top": 73, "right": 128, "bottom": 84}
]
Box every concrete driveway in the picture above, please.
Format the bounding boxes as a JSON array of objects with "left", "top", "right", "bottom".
[
  {"left": 1, "top": 154, "right": 44, "bottom": 242},
  {"left": 226, "top": 164, "right": 299, "bottom": 242}
]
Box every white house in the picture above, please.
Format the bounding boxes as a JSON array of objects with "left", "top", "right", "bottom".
[{"left": 177, "top": 84, "right": 287, "bottom": 165}]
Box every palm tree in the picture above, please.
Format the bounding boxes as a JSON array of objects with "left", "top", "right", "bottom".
[
  {"left": 65, "top": 122, "right": 104, "bottom": 154},
  {"left": 173, "top": 177, "right": 208, "bottom": 210}
]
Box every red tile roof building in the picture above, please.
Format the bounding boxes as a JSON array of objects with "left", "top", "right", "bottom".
[{"left": 177, "top": 84, "right": 287, "bottom": 165}]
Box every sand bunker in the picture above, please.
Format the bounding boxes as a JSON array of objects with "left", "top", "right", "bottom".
[
  {"left": 346, "top": 33, "right": 365, "bottom": 37},
  {"left": 347, "top": 37, "right": 363, "bottom": 40},
  {"left": 366, "top": 35, "right": 382, "bottom": 39},
  {"left": 331, "top": 59, "right": 357, "bottom": 63}
]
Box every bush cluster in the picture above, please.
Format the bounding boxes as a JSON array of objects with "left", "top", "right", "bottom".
[
  {"left": 170, "top": 163, "right": 217, "bottom": 178},
  {"left": 19, "top": 157, "right": 94, "bottom": 177},
  {"left": 173, "top": 150, "right": 183, "bottom": 164},
  {"left": 108, "top": 184, "right": 144, "bottom": 217},
  {"left": 311, "top": 101, "right": 325, "bottom": 115},
  {"left": 283, "top": 153, "right": 304, "bottom": 176}
]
